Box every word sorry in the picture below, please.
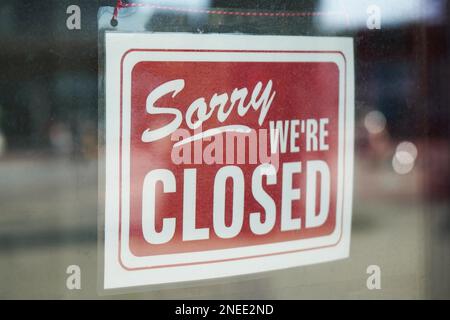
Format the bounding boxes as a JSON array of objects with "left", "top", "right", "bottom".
[{"left": 141, "top": 79, "right": 276, "bottom": 143}]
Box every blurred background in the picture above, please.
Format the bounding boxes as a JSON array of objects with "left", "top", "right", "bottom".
[{"left": 0, "top": 0, "right": 449, "bottom": 299}]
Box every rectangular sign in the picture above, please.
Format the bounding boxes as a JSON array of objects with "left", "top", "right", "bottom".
[{"left": 104, "top": 33, "right": 354, "bottom": 290}]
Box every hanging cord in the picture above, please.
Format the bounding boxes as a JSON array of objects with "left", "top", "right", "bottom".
[
  {"left": 111, "top": 0, "right": 349, "bottom": 27},
  {"left": 111, "top": 0, "right": 122, "bottom": 26}
]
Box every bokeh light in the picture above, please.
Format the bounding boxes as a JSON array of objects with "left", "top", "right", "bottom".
[
  {"left": 392, "top": 141, "right": 418, "bottom": 175},
  {"left": 364, "top": 110, "right": 386, "bottom": 134}
]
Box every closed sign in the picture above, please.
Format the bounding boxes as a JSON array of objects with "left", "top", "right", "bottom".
[{"left": 104, "top": 33, "right": 354, "bottom": 289}]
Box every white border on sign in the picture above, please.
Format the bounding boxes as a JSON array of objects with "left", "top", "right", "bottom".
[{"left": 104, "top": 33, "right": 354, "bottom": 290}]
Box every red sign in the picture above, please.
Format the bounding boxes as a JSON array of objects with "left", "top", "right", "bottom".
[{"left": 104, "top": 33, "right": 354, "bottom": 289}]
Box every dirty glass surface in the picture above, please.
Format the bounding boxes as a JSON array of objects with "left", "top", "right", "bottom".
[{"left": 0, "top": 0, "right": 449, "bottom": 299}]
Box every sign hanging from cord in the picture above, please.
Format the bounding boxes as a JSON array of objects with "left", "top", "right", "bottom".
[{"left": 103, "top": 32, "right": 354, "bottom": 290}]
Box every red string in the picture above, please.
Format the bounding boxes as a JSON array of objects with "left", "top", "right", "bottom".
[
  {"left": 112, "top": 0, "right": 123, "bottom": 20},
  {"left": 112, "top": 0, "right": 348, "bottom": 21}
]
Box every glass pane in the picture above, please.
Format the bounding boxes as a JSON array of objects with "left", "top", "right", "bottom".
[{"left": 0, "top": 0, "right": 449, "bottom": 299}]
